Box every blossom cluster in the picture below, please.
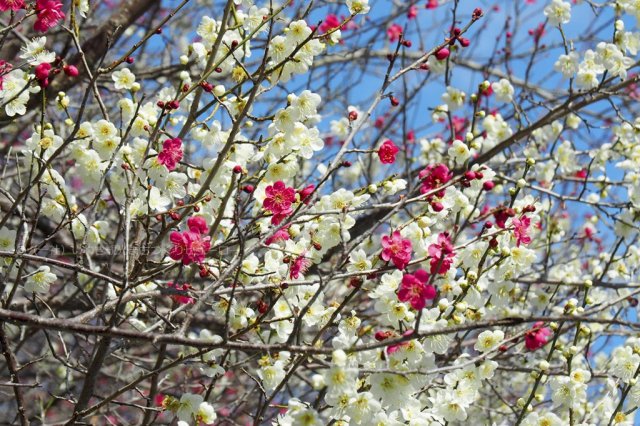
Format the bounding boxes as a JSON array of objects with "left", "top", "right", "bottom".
[{"left": 2, "top": 0, "right": 640, "bottom": 425}]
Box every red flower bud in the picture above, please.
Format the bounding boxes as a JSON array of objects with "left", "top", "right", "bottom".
[
  {"left": 63, "top": 65, "right": 79, "bottom": 77},
  {"left": 34, "top": 62, "right": 51, "bottom": 84},
  {"left": 256, "top": 300, "right": 269, "bottom": 314},
  {"left": 482, "top": 181, "right": 495, "bottom": 191},
  {"left": 201, "top": 82, "right": 213, "bottom": 92},
  {"left": 375, "top": 330, "right": 394, "bottom": 341},
  {"left": 435, "top": 48, "right": 450, "bottom": 60},
  {"left": 349, "top": 277, "right": 363, "bottom": 288}
]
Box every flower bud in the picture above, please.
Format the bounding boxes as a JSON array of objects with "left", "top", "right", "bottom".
[
  {"left": 63, "top": 65, "right": 79, "bottom": 77},
  {"left": 311, "top": 374, "right": 325, "bottom": 390},
  {"left": 483, "top": 181, "right": 495, "bottom": 191},
  {"left": 435, "top": 48, "right": 450, "bottom": 60}
]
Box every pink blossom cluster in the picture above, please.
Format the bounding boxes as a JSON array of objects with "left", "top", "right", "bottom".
[
  {"left": 397, "top": 269, "right": 436, "bottom": 310},
  {"left": 428, "top": 232, "right": 455, "bottom": 275},
  {"left": 34, "top": 0, "right": 65, "bottom": 33},
  {"left": 378, "top": 139, "right": 399, "bottom": 164},
  {"left": 525, "top": 322, "right": 552, "bottom": 351},
  {"left": 158, "top": 137, "right": 184, "bottom": 171},
  {"left": 169, "top": 216, "right": 211, "bottom": 265},
  {"left": 418, "top": 163, "right": 452, "bottom": 197},
  {"left": 263, "top": 181, "right": 296, "bottom": 225},
  {"left": 380, "top": 230, "right": 413, "bottom": 270},
  {"left": 0, "top": 0, "right": 23, "bottom": 12}
]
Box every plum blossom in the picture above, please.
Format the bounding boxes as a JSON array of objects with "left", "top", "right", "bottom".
[
  {"left": 157, "top": 138, "right": 183, "bottom": 171},
  {"left": 378, "top": 139, "right": 399, "bottom": 164},
  {"left": 169, "top": 216, "right": 211, "bottom": 265},
  {"left": 524, "top": 322, "right": 552, "bottom": 351},
  {"left": 428, "top": 232, "right": 455, "bottom": 275},
  {"left": 381, "top": 231, "right": 413, "bottom": 270},
  {"left": 0, "top": 0, "right": 24, "bottom": 11},
  {"left": 263, "top": 180, "right": 296, "bottom": 225},
  {"left": 419, "top": 163, "right": 452, "bottom": 197},
  {"left": 544, "top": 0, "right": 571, "bottom": 26},
  {"left": 34, "top": 0, "right": 65, "bottom": 33},
  {"left": 25, "top": 265, "right": 57, "bottom": 294},
  {"left": 319, "top": 14, "right": 342, "bottom": 33},
  {"left": 397, "top": 269, "right": 436, "bottom": 310},
  {"left": 289, "top": 251, "right": 312, "bottom": 279},
  {"left": 387, "top": 23, "right": 403, "bottom": 42},
  {"left": 346, "top": 0, "right": 370, "bottom": 15},
  {"left": 512, "top": 215, "right": 532, "bottom": 247}
]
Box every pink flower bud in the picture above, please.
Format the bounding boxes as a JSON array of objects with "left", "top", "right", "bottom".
[
  {"left": 63, "top": 65, "right": 79, "bottom": 77},
  {"left": 435, "top": 48, "right": 450, "bottom": 60}
]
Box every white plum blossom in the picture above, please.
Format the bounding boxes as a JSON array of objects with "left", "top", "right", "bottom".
[
  {"left": 491, "top": 78, "right": 514, "bottom": 103},
  {"left": 448, "top": 139, "right": 470, "bottom": 163},
  {"left": 25, "top": 266, "right": 56, "bottom": 294},
  {"left": 347, "top": 0, "right": 370, "bottom": 15},
  {"left": 544, "top": 0, "right": 571, "bottom": 26},
  {"left": 112, "top": 68, "right": 136, "bottom": 90},
  {"left": 474, "top": 330, "right": 505, "bottom": 353}
]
